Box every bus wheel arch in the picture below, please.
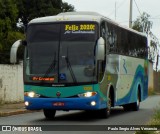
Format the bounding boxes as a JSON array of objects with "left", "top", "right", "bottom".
[
  {"left": 100, "top": 85, "right": 115, "bottom": 118},
  {"left": 138, "top": 84, "right": 142, "bottom": 102},
  {"left": 132, "top": 84, "right": 141, "bottom": 111},
  {"left": 106, "top": 85, "right": 115, "bottom": 116},
  {"left": 109, "top": 85, "right": 115, "bottom": 107},
  {"left": 123, "top": 84, "right": 142, "bottom": 111}
]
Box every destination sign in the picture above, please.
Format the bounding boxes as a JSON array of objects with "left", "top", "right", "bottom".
[
  {"left": 65, "top": 24, "right": 95, "bottom": 31},
  {"left": 31, "top": 77, "right": 54, "bottom": 81},
  {"left": 64, "top": 24, "right": 96, "bottom": 34}
]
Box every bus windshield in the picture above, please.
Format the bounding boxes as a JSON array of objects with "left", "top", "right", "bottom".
[{"left": 24, "top": 22, "right": 98, "bottom": 85}]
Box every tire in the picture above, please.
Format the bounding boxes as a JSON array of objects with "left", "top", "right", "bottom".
[
  {"left": 123, "top": 104, "right": 131, "bottom": 111},
  {"left": 100, "top": 93, "right": 111, "bottom": 118},
  {"left": 43, "top": 109, "right": 56, "bottom": 119},
  {"left": 132, "top": 91, "right": 140, "bottom": 111},
  {"left": 123, "top": 91, "right": 140, "bottom": 111}
]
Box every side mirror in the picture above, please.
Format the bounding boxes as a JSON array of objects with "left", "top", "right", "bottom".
[
  {"left": 10, "top": 40, "right": 23, "bottom": 64},
  {"left": 22, "top": 40, "right": 27, "bottom": 46},
  {"left": 96, "top": 37, "right": 105, "bottom": 61}
]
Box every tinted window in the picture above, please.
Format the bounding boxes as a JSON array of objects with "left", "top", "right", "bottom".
[
  {"left": 106, "top": 22, "right": 147, "bottom": 58},
  {"left": 25, "top": 22, "right": 98, "bottom": 84},
  {"left": 27, "top": 24, "right": 60, "bottom": 42}
]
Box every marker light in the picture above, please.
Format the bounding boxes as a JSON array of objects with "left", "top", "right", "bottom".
[
  {"left": 91, "top": 101, "right": 96, "bottom": 106},
  {"left": 25, "top": 101, "right": 29, "bottom": 106}
]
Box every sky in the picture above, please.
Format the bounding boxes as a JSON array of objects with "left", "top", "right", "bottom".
[{"left": 63, "top": 0, "right": 160, "bottom": 70}]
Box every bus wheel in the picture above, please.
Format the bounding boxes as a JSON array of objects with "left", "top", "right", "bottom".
[
  {"left": 132, "top": 91, "right": 140, "bottom": 111},
  {"left": 123, "top": 104, "right": 131, "bottom": 111},
  {"left": 43, "top": 109, "right": 56, "bottom": 119},
  {"left": 100, "top": 93, "right": 111, "bottom": 118}
]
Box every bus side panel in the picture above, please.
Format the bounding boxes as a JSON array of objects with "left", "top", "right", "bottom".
[
  {"left": 103, "top": 54, "right": 148, "bottom": 106},
  {"left": 116, "top": 55, "right": 148, "bottom": 105}
]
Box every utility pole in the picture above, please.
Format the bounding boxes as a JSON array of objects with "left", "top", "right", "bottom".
[
  {"left": 156, "top": 54, "right": 159, "bottom": 72},
  {"left": 129, "top": 0, "right": 133, "bottom": 28},
  {"left": 115, "top": 1, "right": 116, "bottom": 20}
]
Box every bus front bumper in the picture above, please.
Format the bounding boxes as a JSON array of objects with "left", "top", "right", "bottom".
[{"left": 24, "top": 95, "right": 106, "bottom": 110}]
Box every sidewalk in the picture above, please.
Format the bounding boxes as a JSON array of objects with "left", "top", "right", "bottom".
[{"left": 0, "top": 103, "right": 40, "bottom": 117}]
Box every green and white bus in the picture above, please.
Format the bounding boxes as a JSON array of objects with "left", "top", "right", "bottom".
[{"left": 10, "top": 12, "right": 148, "bottom": 119}]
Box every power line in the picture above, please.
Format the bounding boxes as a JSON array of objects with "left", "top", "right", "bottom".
[
  {"left": 117, "top": 0, "right": 128, "bottom": 10},
  {"left": 107, "top": 0, "right": 127, "bottom": 17},
  {"left": 119, "top": 19, "right": 137, "bottom": 24},
  {"left": 149, "top": 17, "right": 160, "bottom": 20},
  {"left": 152, "top": 15, "right": 160, "bottom": 18},
  {"left": 119, "top": 20, "right": 129, "bottom": 24},
  {"left": 133, "top": 0, "right": 141, "bottom": 16}
]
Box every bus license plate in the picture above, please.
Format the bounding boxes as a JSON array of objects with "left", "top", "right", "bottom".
[{"left": 53, "top": 102, "right": 65, "bottom": 106}]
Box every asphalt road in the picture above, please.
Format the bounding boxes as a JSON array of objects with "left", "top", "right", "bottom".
[{"left": 0, "top": 95, "right": 160, "bottom": 134}]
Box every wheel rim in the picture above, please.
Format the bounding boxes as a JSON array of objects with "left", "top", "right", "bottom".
[
  {"left": 137, "top": 94, "right": 140, "bottom": 107},
  {"left": 107, "top": 94, "right": 111, "bottom": 115}
]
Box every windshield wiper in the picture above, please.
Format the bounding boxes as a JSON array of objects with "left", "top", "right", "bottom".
[
  {"left": 41, "top": 52, "right": 57, "bottom": 83},
  {"left": 62, "top": 55, "right": 77, "bottom": 83}
]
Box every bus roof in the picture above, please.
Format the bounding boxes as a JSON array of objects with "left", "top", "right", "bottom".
[
  {"left": 29, "top": 11, "right": 104, "bottom": 23},
  {"left": 29, "top": 11, "right": 147, "bottom": 38}
]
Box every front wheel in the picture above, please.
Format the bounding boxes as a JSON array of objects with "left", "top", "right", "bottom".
[
  {"left": 43, "top": 109, "right": 56, "bottom": 119},
  {"left": 100, "top": 93, "right": 111, "bottom": 118}
]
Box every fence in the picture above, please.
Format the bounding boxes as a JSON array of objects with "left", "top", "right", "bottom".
[{"left": 0, "top": 63, "right": 24, "bottom": 104}]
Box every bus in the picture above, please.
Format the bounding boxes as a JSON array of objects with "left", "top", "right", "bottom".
[{"left": 10, "top": 12, "right": 148, "bottom": 119}]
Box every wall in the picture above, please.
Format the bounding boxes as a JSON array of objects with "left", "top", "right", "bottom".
[
  {"left": 0, "top": 63, "right": 24, "bottom": 104},
  {"left": 148, "top": 61, "right": 154, "bottom": 90},
  {"left": 154, "top": 71, "right": 160, "bottom": 92},
  {"left": 148, "top": 61, "right": 160, "bottom": 93}
]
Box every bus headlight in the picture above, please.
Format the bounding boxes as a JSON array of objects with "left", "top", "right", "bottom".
[
  {"left": 24, "top": 92, "right": 40, "bottom": 98},
  {"left": 78, "top": 92, "right": 97, "bottom": 97}
]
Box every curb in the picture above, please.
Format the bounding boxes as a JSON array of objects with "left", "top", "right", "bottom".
[{"left": 0, "top": 110, "right": 41, "bottom": 117}]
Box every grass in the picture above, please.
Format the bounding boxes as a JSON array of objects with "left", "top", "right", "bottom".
[
  {"left": 135, "top": 107, "right": 160, "bottom": 134},
  {"left": 149, "top": 108, "right": 160, "bottom": 126}
]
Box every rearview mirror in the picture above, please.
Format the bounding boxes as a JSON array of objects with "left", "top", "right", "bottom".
[
  {"left": 10, "top": 40, "right": 23, "bottom": 64},
  {"left": 96, "top": 37, "right": 105, "bottom": 61},
  {"left": 22, "top": 40, "right": 27, "bottom": 46}
]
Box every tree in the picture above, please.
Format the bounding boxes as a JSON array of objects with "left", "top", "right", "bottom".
[
  {"left": 132, "top": 12, "right": 153, "bottom": 35},
  {"left": 0, "top": 0, "right": 18, "bottom": 46},
  {"left": 0, "top": 0, "right": 18, "bottom": 32},
  {"left": 16, "top": 0, "right": 75, "bottom": 26},
  {"left": 132, "top": 12, "right": 159, "bottom": 62},
  {"left": 0, "top": 0, "right": 75, "bottom": 63},
  {"left": 0, "top": 0, "right": 24, "bottom": 64},
  {"left": 61, "top": 2, "right": 75, "bottom": 12}
]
